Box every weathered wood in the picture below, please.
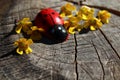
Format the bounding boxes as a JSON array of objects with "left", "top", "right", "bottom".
[
  {"left": 0, "top": 0, "right": 75, "bottom": 80},
  {"left": 76, "top": 30, "right": 120, "bottom": 80},
  {"left": 0, "top": 0, "right": 120, "bottom": 80},
  {"left": 74, "top": 0, "right": 120, "bottom": 80}
]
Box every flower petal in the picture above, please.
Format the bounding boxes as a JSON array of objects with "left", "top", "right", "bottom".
[
  {"left": 15, "top": 24, "right": 22, "bottom": 34},
  {"left": 64, "top": 21, "right": 70, "bottom": 29},
  {"left": 90, "top": 26, "right": 96, "bottom": 31},
  {"left": 16, "top": 48, "right": 23, "bottom": 55},
  {"left": 82, "top": 14, "right": 88, "bottom": 20},
  {"left": 31, "top": 26, "right": 38, "bottom": 30},
  {"left": 14, "top": 41, "right": 19, "bottom": 46},
  {"left": 25, "top": 47, "right": 32, "bottom": 54},
  {"left": 38, "top": 28, "right": 45, "bottom": 32},
  {"left": 27, "top": 39, "right": 33, "bottom": 45},
  {"left": 60, "top": 12, "right": 66, "bottom": 18},
  {"left": 22, "top": 18, "right": 30, "bottom": 22},
  {"left": 68, "top": 27, "right": 76, "bottom": 34}
]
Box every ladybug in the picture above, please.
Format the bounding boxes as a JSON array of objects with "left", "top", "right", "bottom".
[{"left": 34, "top": 8, "right": 68, "bottom": 42}]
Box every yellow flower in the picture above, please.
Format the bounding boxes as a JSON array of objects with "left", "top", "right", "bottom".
[
  {"left": 78, "top": 6, "right": 94, "bottom": 20},
  {"left": 15, "top": 18, "right": 32, "bottom": 34},
  {"left": 60, "top": 3, "right": 76, "bottom": 17},
  {"left": 64, "top": 17, "right": 79, "bottom": 28},
  {"left": 27, "top": 26, "right": 44, "bottom": 41},
  {"left": 64, "top": 16, "right": 80, "bottom": 34},
  {"left": 68, "top": 27, "right": 76, "bottom": 34},
  {"left": 69, "top": 16, "right": 79, "bottom": 26},
  {"left": 98, "top": 10, "right": 111, "bottom": 24},
  {"left": 14, "top": 38, "right": 33, "bottom": 55},
  {"left": 64, "top": 21, "right": 76, "bottom": 34},
  {"left": 83, "top": 17, "right": 103, "bottom": 30}
]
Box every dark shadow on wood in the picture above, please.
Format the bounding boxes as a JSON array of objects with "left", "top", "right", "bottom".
[
  {"left": 0, "top": 48, "right": 19, "bottom": 59},
  {"left": 79, "top": 28, "right": 90, "bottom": 34},
  {"left": 34, "top": 35, "right": 66, "bottom": 45}
]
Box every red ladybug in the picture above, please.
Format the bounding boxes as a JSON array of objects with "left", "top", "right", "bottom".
[{"left": 34, "top": 8, "right": 68, "bottom": 42}]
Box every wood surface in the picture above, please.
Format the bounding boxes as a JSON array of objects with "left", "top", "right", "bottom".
[{"left": 0, "top": 0, "right": 120, "bottom": 80}]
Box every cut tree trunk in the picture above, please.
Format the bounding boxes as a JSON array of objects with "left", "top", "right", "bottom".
[{"left": 0, "top": 0, "right": 120, "bottom": 80}]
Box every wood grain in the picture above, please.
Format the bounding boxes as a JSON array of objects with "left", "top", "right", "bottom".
[{"left": 0, "top": 0, "right": 120, "bottom": 80}]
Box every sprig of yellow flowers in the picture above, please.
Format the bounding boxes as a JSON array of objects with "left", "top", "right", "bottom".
[
  {"left": 14, "top": 3, "right": 111, "bottom": 55},
  {"left": 60, "top": 3, "right": 111, "bottom": 34},
  {"left": 14, "top": 18, "right": 44, "bottom": 55}
]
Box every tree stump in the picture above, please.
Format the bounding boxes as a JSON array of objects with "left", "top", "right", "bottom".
[{"left": 0, "top": 0, "right": 120, "bottom": 80}]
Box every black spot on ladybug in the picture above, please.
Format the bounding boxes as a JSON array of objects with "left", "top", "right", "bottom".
[
  {"left": 43, "top": 14, "right": 48, "bottom": 17},
  {"left": 52, "top": 12, "right": 55, "bottom": 15},
  {"left": 37, "top": 13, "right": 41, "bottom": 17}
]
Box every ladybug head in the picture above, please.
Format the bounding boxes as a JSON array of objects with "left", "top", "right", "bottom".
[{"left": 49, "top": 24, "right": 68, "bottom": 42}]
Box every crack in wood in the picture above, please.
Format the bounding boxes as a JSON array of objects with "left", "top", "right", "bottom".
[
  {"left": 78, "top": 36, "right": 105, "bottom": 80},
  {"left": 74, "top": 34, "right": 79, "bottom": 80},
  {"left": 91, "top": 41, "right": 105, "bottom": 80},
  {"left": 99, "top": 29, "right": 120, "bottom": 60}
]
